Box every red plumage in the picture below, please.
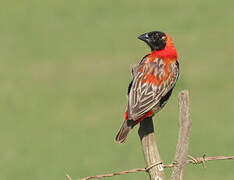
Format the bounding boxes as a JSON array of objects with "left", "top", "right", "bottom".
[{"left": 115, "top": 31, "right": 179, "bottom": 143}]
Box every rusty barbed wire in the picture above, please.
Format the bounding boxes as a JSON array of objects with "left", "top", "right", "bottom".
[{"left": 66, "top": 155, "right": 234, "bottom": 180}]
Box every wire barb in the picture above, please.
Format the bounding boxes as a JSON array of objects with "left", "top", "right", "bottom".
[{"left": 187, "top": 155, "right": 198, "bottom": 164}]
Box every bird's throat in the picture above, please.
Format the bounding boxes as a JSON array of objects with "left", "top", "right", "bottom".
[
  {"left": 150, "top": 34, "right": 177, "bottom": 60},
  {"left": 151, "top": 45, "right": 177, "bottom": 60}
]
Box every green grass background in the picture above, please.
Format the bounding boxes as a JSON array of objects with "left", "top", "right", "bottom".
[{"left": 0, "top": 0, "right": 234, "bottom": 179}]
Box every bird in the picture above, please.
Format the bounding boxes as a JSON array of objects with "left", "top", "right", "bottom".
[{"left": 115, "top": 31, "right": 179, "bottom": 144}]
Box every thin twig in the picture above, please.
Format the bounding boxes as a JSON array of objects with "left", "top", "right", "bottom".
[
  {"left": 171, "top": 90, "right": 192, "bottom": 180},
  {"left": 67, "top": 155, "right": 234, "bottom": 180},
  {"left": 66, "top": 174, "right": 73, "bottom": 180}
]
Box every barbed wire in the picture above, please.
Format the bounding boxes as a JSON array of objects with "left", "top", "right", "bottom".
[{"left": 66, "top": 155, "right": 234, "bottom": 180}]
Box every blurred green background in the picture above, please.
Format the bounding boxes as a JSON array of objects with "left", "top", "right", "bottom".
[{"left": 0, "top": 0, "right": 234, "bottom": 179}]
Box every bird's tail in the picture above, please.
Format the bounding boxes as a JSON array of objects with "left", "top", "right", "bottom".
[{"left": 115, "top": 120, "right": 136, "bottom": 144}]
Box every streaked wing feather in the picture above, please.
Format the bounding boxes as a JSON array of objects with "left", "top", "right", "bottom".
[{"left": 128, "top": 58, "right": 179, "bottom": 121}]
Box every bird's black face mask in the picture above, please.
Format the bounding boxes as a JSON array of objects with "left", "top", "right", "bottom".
[{"left": 138, "top": 31, "right": 167, "bottom": 51}]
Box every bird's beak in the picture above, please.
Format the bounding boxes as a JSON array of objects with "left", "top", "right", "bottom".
[{"left": 138, "top": 33, "right": 149, "bottom": 42}]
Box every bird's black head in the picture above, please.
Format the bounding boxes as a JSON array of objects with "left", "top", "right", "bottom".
[{"left": 138, "top": 31, "right": 167, "bottom": 51}]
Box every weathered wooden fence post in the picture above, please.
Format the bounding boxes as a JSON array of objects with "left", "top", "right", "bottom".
[
  {"left": 138, "top": 117, "right": 166, "bottom": 180},
  {"left": 171, "top": 90, "right": 192, "bottom": 180}
]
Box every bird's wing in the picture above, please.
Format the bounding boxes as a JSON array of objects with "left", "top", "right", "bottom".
[{"left": 127, "top": 57, "right": 179, "bottom": 120}]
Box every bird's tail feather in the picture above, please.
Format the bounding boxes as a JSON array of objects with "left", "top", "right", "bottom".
[{"left": 115, "top": 120, "right": 135, "bottom": 144}]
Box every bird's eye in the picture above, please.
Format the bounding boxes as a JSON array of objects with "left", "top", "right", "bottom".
[{"left": 161, "top": 36, "right": 166, "bottom": 40}]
